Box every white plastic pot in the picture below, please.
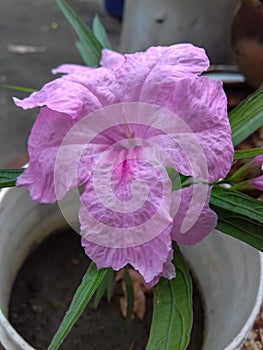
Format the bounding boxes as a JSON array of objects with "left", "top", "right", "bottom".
[
  {"left": 0, "top": 187, "right": 262, "bottom": 350},
  {"left": 121, "top": 0, "right": 236, "bottom": 64}
]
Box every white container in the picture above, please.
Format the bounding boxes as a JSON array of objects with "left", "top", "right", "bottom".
[
  {"left": 121, "top": 0, "right": 236, "bottom": 64},
  {"left": 0, "top": 187, "right": 262, "bottom": 349}
]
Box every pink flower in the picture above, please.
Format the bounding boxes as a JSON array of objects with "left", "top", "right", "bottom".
[
  {"left": 253, "top": 176, "right": 263, "bottom": 191},
  {"left": 14, "top": 44, "right": 233, "bottom": 287},
  {"left": 252, "top": 153, "right": 263, "bottom": 190}
]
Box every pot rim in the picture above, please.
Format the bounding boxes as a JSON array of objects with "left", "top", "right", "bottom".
[
  {"left": 0, "top": 187, "right": 263, "bottom": 350},
  {"left": 224, "top": 250, "right": 263, "bottom": 350}
]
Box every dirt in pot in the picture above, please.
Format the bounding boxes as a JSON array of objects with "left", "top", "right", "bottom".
[{"left": 9, "top": 229, "right": 204, "bottom": 350}]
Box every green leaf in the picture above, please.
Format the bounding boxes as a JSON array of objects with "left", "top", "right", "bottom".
[
  {"left": 55, "top": 0, "right": 103, "bottom": 66},
  {"left": 229, "top": 89, "right": 263, "bottom": 146},
  {"left": 75, "top": 41, "right": 97, "bottom": 67},
  {"left": 0, "top": 169, "right": 24, "bottom": 188},
  {"left": 212, "top": 206, "right": 263, "bottom": 251},
  {"left": 93, "top": 268, "right": 114, "bottom": 308},
  {"left": 48, "top": 263, "right": 108, "bottom": 350},
  {"left": 210, "top": 186, "right": 263, "bottom": 251},
  {"left": 92, "top": 15, "right": 112, "bottom": 49},
  {"left": 146, "top": 243, "right": 193, "bottom": 350},
  {"left": 124, "top": 267, "right": 134, "bottom": 321},
  {"left": 106, "top": 269, "right": 114, "bottom": 303},
  {"left": 210, "top": 186, "right": 263, "bottom": 223},
  {"left": 0, "top": 84, "right": 37, "bottom": 93},
  {"left": 234, "top": 148, "right": 263, "bottom": 160},
  {"left": 166, "top": 167, "right": 192, "bottom": 191}
]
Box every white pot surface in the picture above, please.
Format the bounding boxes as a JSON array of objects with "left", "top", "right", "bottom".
[
  {"left": 0, "top": 187, "right": 262, "bottom": 350},
  {"left": 121, "top": 0, "right": 236, "bottom": 64}
]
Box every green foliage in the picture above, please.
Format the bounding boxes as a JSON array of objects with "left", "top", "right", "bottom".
[
  {"left": 0, "top": 84, "right": 36, "bottom": 92},
  {"left": 210, "top": 186, "right": 263, "bottom": 251},
  {"left": 124, "top": 267, "right": 134, "bottom": 321},
  {"left": 212, "top": 207, "right": 263, "bottom": 251},
  {"left": 166, "top": 167, "right": 192, "bottom": 191},
  {"left": 146, "top": 243, "right": 193, "bottom": 350},
  {"left": 92, "top": 15, "right": 112, "bottom": 49},
  {"left": 229, "top": 89, "right": 263, "bottom": 146},
  {"left": 55, "top": 0, "right": 103, "bottom": 66},
  {"left": 210, "top": 186, "right": 263, "bottom": 223},
  {"left": 48, "top": 263, "right": 108, "bottom": 350},
  {"left": 0, "top": 169, "right": 24, "bottom": 188},
  {"left": 93, "top": 268, "right": 114, "bottom": 308},
  {"left": 234, "top": 148, "right": 263, "bottom": 160}
]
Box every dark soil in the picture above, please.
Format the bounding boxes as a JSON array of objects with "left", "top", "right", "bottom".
[{"left": 9, "top": 229, "right": 204, "bottom": 350}]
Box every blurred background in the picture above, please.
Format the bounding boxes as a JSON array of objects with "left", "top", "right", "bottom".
[
  {"left": 1, "top": 0, "right": 263, "bottom": 167},
  {"left": 0, "top": 0, "right": 120, "bottom": 168}
]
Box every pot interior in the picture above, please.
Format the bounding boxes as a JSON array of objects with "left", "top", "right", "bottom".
[{"left": 0, "top": 187, "right": 262, "bottom": 350}]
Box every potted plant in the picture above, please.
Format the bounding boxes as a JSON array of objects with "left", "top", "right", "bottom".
[
  {"left": 0, "top": 186, "right": 262, "bottom": 350},
  {"left": 0, "top": 0, "right": 263, "bottom": 349}
]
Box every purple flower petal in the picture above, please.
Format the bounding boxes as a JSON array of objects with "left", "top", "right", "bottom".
[
  {"left": 253, "top": 175, "right": 263, "bottom": 191},
  {"left": 110, "top": 45, "right": 233, "bottom": 181},
  {"left": 14, "top": 68, "right": 118, "bottom": 120},
  {"left": 100, "top": 49, "right": 125, "bottom": 69},
  {"left": 114, "top": 44, "right": 209, "bottom": 102},
  {"left": 254, "top": 153, "right": 263, "bottom": 168},
  {"left": 81, "top": 226, "right": 175, "bottom": 287},
  {"left": 16, "top": 107, "right": 74, "bottom": 202},
  {"left": 144, "top": 249, "right": 175, "bottom": 288},
  {"left": 79, "top": 146, "right": 173, "bottom": 246},
  {"left": 171, "top": 184, "right": 217, "bottom": 245},
  {"left": 14, "top": 44, "right": 234, "bottom": 285},
  {"left": 142, "top": 77, "right": 233, "bottom": 181},
  {"left": 16, "top": 107, "right": 104, "bottom": 203},
  {"left": 52, "top": 64, "right": 93, "bottom": 75}
]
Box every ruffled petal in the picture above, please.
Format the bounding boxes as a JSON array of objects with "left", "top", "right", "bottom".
[
  {"left": 16, "top": 107, "right": 100, "bottom": 203},
  {"left": 253, "top": 175, "right": 263, "bottom": 191},
  {"left": 110, "top": 45, "right": 232, "bottom": 182},
  {"left": 254, "top": 153, "right": 263, "bottom": 167},
  {"left": 79, "top": 136, "right": 174, "bottom": 286},
  {"left": 16, "top": 107, "right": 75, "bottom": 202},
  {"left": 100, "top": 49, "right": 125, "bottom": 70},
  {"left": 13, "top": 67, "right": 118, "bottom": 120},
  {"left": 52, "top": 64, "right": 93, "bottom": 75},
  {"left": 79, "top": 147, "right": 173, "bottom": 243},
  {"left": 81, "top": 226, "right": 175, "bottom": 287},
  {"left": 144, "top": 249, "right": 175, "bottom": 289},
  {"left": 143, "top": 77, "right": 234, "bottom": 181},
  {"left": 115, "top": 44, "right": 209, "bottom": 101},
  {"left": 170, "top": 184, "right": 217, "bottom": 245}
]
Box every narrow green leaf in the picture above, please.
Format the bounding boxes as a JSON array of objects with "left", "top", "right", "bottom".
[
  {"left": 210, "top": 186, "right": 263, "bottom": 223},
  {"left": 229, "top": 89, "right": 263, "bottom": 146},
  {"left": 48, "top": 263, "right": 108, "bottom": 350},
  {"left": 167, "top": 167, "right": 180, "bottom": 191},
  {"left": 75, "top": 41, "right": 98, "bottom": 67},
  {"left": 146, "top": 243, "right": 193, "bottom": 350},
  {"left": 55, "top": 0, "right": 103, "bottom": 66},
  {"left": 93, "top": 268, "right": 113, "bottom": 308},
  {"left": 0, "top": 169, "right": 24, "bottom": 188},
  {"left": 106, "top": 269, "right": 114, "bottom": 303},
  {"left": 166, "top": 167, "right": 192, "bottom": 191},
  {"left": 234, "top": 148, "right": 263, "bottom": 160},
  {"left": 124, "top": 267, "right": 134, "bottom": 321},
  {"left": 212, "top": 206, "right": 263, "bottom": 251},
  {"left": 92, "top": 15, "right": 112, "bottom": 49},
  {"left": 0, "top": 84, "right": 37, "bottom": 93}
]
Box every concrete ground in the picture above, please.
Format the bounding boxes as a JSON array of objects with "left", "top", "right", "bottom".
[{"left": 0, "top": 0, "right": 121, "bottom": 168}]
